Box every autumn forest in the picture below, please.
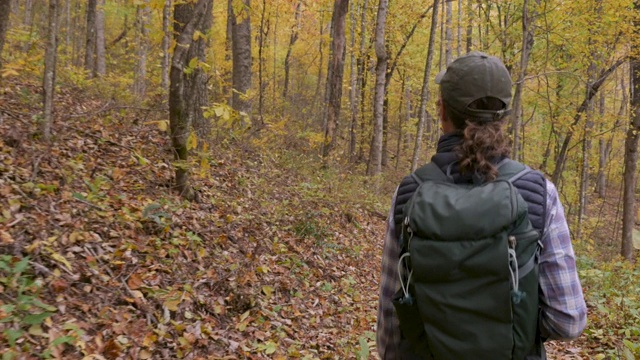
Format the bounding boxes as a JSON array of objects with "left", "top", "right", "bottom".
[{"left": 1, "top": 0, "right": 640, "bottom": 358}]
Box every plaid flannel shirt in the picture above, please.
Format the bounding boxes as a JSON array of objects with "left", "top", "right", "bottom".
[{"left": 376, "top": 179, "right": 587, "bottom": 359}]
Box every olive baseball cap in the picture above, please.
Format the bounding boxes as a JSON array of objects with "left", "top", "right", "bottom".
[{"left": 435, "top": 51, "right": 512, "bottom": 121}]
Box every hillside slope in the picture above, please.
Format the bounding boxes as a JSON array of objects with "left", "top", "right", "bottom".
[{"left": 0, "top": 78, "right": 385, "bottom": 359}]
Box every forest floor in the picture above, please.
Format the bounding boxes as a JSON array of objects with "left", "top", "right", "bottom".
[{"left": 0, "top": 77, "right": 635, "bottom": 359}]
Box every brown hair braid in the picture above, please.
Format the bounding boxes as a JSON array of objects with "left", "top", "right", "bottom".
[{"left": 444, "top": 97, "right": 511, "bottom": 182}]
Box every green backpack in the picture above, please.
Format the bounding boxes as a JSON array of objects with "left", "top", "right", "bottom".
[{"left": 393, "top": 160, "right": 542, "bottom": 360}]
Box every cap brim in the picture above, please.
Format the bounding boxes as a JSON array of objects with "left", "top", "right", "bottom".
[{"left": 435, "top": 70, "right": 446, "bottom": 84}]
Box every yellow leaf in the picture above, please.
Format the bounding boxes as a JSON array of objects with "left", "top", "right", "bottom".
[
  {"left": 187, "top": 132, "right": 197, "bottom": 150},
  {"left": 164, "top": 296, "right": 181, "bottom": 311},
  {"left": 0, "top": 230, "right": 14, "bottom": 244},
  {"left": 139, "top": 350, "right": 153, "bottom": 359},
  {"left": 46, "top": 248, "right": 72, "bottom": 271},
  {"left": 143, "top": 332, "right": 157, "bottom": 347},
  {"left": 157, "top": 120, "right": 168, "bottom": 132},
  {"left": 262, "top": 285, "right": 274, "bottom": 298},
  {"left": 1, "top": 68, "right": 19, "bottom": 78}
]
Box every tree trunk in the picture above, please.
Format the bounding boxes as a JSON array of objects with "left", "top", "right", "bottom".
[
  {"left": 94, "top": 0, "right": 106, "bottom": 76},
  {"left": 411, "top": 0, "right": 440, "bottom": 172},
  {"left": 134, "top": 4, "right": 149, "bottom": 99},
  {"left": 230, "top": 0, "right": 253, "bottom": 126},
  {"left": 321, "top": 0, "right": 349, "bottom": 161},
  {"left": 0, "top": 0, "right": 10, "bottom": 68},
  {"left": 396, "top": 74, "right": 406, "bottom": 170},
  {"left": 84, "top": 0, "right": 96, "bottom": 75},
  {"left": 43, "top": 0, "right": 59, "bottom": 141},
  {"left": 577, "top": 53, "right": 598, "bottom": 240},
  {"left": 355, "top": 1, "right": 369, "bottom": 161},
  {"left": 551, "top": 58, "right": 625, "bottom": 184},
  {"left": 597, "top": 75, "right": 627, "bottom": 197},
  {"left": 445, "top": 0, "right": 452, "bottom": 65},
  {"left": 170, "top": 0, "right": 212, "bottom": 200},
  {"left": 313, "top": 13, "right": 325, "bottom": 129},
  {"left": 188, "top": 0, "right": 213, "bottom": 143},
  {"left": 64, "top": 0, "right": 70, "bottom": 53},
  {"left": 258, "top": 0, "right": 267, "bottom": 123},
  {"left": 283, "top": 1, "right": 302, "bottom": 99},
  {"left": 161, "top": 0, "right": 171, "bottom": 91},
  {"left": 623, "top": 54, "right": 639, "bottom": 262},
  {"left": 511, "top": 0, "right": 538, "bottom": 161},
  {"left": 466, "top": 0, "right": 472, "bottom": 52},
  {"left": 348, "top": 0, "right": 359, "bottom": 161}
]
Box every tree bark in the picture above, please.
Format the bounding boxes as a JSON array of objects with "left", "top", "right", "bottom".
[
  {"left": 43, "top": 0, "right": 59, "bottom": 141},
  {"left": 355, "top": 0, "right": 369, "bottom": 162},
  {"left": 322, "top": 0, "right": 350, "bottom": 161},
  {"left": 161, "top": 0, "right": 171, "bottom": 91},
  {"left": 551, "top": 58, "right": 625, "bottom": 184},
  {"left": 94, "top": 0, "right": 106, "bottom": 76},
  {"left": 411, "top": 0, "right": 440, "bottom": 172},
  {"left": 348, "top": 0, "right": 358, "bottom": 161},
  {"left": 283, "top": 1, "right": 302, "bottom": 99},
  {"left": 169, "top": 0, "right": 212, "bottom": 200},
  {"left": 230, "top": 0, "right": 253, "bottom": 126},
  {"left": 84, "top": 0, "right": 96, "bottom": 76},
  {"left": 134, "top": 3, "right": 149, "bottom": 99},
  {"left": 0, "top": 0, "right": 10, "bottom": 68},
  {"left": 445, "top": 0, "right": 452, "bottom": 65},
  {"left": 466, "top": 0, "right": 472, "bottom": 52},
  {"left": 258, "top": 0, "right": 268, "bottom": 123},
  {"left": 622, "top": 18, "right": 639, "bottom": 261},
  {"left": 369, "top": 0, "right": 388, "bottom": 177},
  {"left": 596, "top": 75, "right": 627, "bottom": 197},
  {"left": 511, "top": 0, "right": 538, "bottom": 161},
  {"left": 623, "top": 58, "right": 639, "bottom": 261}
]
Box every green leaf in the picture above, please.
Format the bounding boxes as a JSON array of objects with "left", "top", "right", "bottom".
[
  {"left": 13, "top": 257, "right": 29, "bottom": 274},
  {"left": 2, "top": 350, "right": 16, "bottom": 360},
  {"left": 4, "top": 328, "right": 24, "bottom": 347},
  {"left": 358, "top": 336, "right": 370, "bottom": 360},
  {"left": 23, "top": 312, "right": 54, "bottom": 325},
  {"left": 31, "top": 299, "right": 57, "bottom": 312},
  {"left": 50, "top": 335, "right": 75, "bottom": 346},
  {"left": 72, "top": 192, "right": 87, "bottom": 201}
]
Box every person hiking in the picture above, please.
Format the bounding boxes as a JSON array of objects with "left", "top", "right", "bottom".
[{"left": 376, "top": 51, "right": 587, "bottom": 360}]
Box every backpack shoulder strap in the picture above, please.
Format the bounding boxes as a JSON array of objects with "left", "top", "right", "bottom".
[
  {"left": 496, "top": 159, "right": 530, "bottom": 182},
  {"left": 411, "top": 162, "right": 450, "bottom": 184}
]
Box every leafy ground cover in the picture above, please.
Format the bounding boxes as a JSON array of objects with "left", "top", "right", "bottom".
[{"left": 1, "top": 77, "right": 639, "bottom": 359}]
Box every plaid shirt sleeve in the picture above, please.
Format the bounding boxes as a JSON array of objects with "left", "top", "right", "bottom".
[
  {"left": 376, "top": 189, "right": 401, "bottom": 359},
  {"left": 538, "top": 180, "right": 588, "bottom": 340}
]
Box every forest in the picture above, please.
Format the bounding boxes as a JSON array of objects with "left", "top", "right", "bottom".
[{"left": 0, "top": 0, "right": 640, "bottom": 358}]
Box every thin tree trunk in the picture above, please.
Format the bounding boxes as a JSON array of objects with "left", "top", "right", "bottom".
[
  {"left": 457, "top": 0, "right": 461, "bottom": 56},
  {"left": 94, "top": 0, "right": 106, "bottom": 76},
  {"left": 161, "top": 0, "right": 171, "bottom": 91},
  {"left": 283, "top": 1, "right": 302, "bottom": 99},
  {"left": 322, "top": 0, "right": 350, "bottom": 161},
  {"left": 230, "top": 0, "right": 253, "bottom": 126},
  {"left": 577, "top": 63, "right": 596, "bottom": 241},
  {"left": 84, "top": 0, "right": 96, "bottom": 75},
  {"left": 169, "top": 0, "right": 212, "bottom": 200},
  {"left": 43, "top": 0, "right": 59, "bottom": 141},
  {"left": 22, "top": 0, "right": 33, "bottom": 52},
  {"left": 0, "top": 0, "right": 10, "bottom": 68},
  {"left": 445, "top": 0, "right": 452, "bottom": 65},
  {"left": 258, "top": 0, "right": 267, "bottom": 123},
  {"left": 512, "top": 0, "right": 538, "bottom": 161},
  {"left": 134, "top": 4, "right": 149, "bottom": 99},
  {"left": 466, "top": 0, "right": 472, "bottom": 52},
  {"left": 314, "top": 13, "right": 325, "bottom": 128},
  {"left": 411, "top": 0, "right": 440, "bottom": 172},
  {"left": 622, "top": 50, "right": 638, "bottom": 261},
  {"left": 64, "top": 0, "right": 70, "bottom": 53},
  {"left": 551, "top": 58, "right": 625, "bottom": 184},
  {"left": 597, "top": 75, "right": 627, "bottom": 197},
  {"left": 396, "top": 74, "right": 406, "bottom": 170},
  {"left": 348, "top": 0, "right": 359, "bottom": 161}
]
